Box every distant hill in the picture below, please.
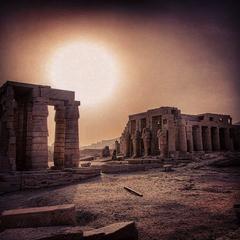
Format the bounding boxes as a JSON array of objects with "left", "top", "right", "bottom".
[{"left": 80, "top": 137, "right": 120, "bottom": 150}]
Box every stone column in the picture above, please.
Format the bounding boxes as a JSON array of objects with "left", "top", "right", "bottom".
[
  {"left": 31, "top": 97, "right": 49, "bottom": 169},
  {"left": 186, "top": 125, "right": 193, "bottom": 153},
  {"left": 123, "top": 132, "right": 130, "bottom": 157},
  {"left": 205, "top": 127, "right": 212, "bottom": 151},
  {"left": 53, "top": 105, "right": 66, "bottom": 168},
  {"left": 25, "top": 102, "right": 34, "bottom": 169},
  {"left": 64, "top": 102, "right": 80, "bottom": 168},
  {"left": 229, "top": 128, "right": 234, "bottom": 151},
  {"left": 224, "top": 128, "right": 231, "bottom": 150},
  {"left": 212, "top": 127, "right": 220, "bottom": 151},
  {"left": 193, "top": 125, "right": 203, "bottom": 151},
  {"left": 5, "top": 85, "right": 16, "bottom": 171},
  {"left": 168, "top": 124, "right": 176, "bottom": 155},
  {"left": 142, "top": 128, "right": 151, "bottom": 157},
  {"left": 132, "top": 130, "right": 141, "bottom": 158},
  {"left": 115, "top": 140, "right": 120, "bottom": 154},
  {"left": 157, "top": 129, "right": 168, "bottom": 158},
  {"left": 178, "top": 120, "right": 187, "bottom": 153}
]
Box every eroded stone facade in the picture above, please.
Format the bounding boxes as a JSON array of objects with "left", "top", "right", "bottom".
[
  {"left": 0, "top": 81, "right": 80, "bottom": 171},
  {"left": 120, "top": 107, "right": 240, "bottom": 158}
]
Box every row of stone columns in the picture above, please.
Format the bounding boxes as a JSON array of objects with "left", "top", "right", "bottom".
[
  {"left": 181, "top": 125, "right": 233, "bottom": 152},
  {"left": 123, "top": 124, "right": 235, "bottom": 158}
]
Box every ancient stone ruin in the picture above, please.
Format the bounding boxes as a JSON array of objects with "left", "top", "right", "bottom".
[
  {"left": 0, "top": 81, "right": 80, "bottom": 171},
  {"left": 120, "top": 107, "right": 240, "bottom": 158}
]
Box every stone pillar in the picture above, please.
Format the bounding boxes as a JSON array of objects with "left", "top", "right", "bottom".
[
  {"left": 31, "top": 97, "right": 49, "bottom": 169},
  {"left": 53, "top": 105, "right": 66, "bottom": 168},
  {"left": 193, "top": 125, "right": 203, "bottom": 151},
  {"left": 5, "top": 86, "right": 16, "bottom": 171},
  {"left": 224, "top": 128, "right": 231, "bottom": 150},
  {"left": 229, "top": 128, "right": 234, "bottom": 151},
  {"left": 205, "top": 127, "right": 212, "bottom": 151},
  {"left": 186, "top": 125, "right": 193, "bottom": 153},
  {"left": 178, "top": 120, "right": 187, "bottom": 153},
  {"left": 142, "top": 128, "right": 151, "bottom": 157},
  {"left": 132, "top": 130, "right": 141, "bottom": 158},
  {"left": 25, "top": 102, "right": 34, "bottom": 169},
  {"left": 202, "top": 126, "right": 212, "bottom": 151},
  {"left": 115, "top": 140, "right": 120, "bottom": 154},
  {"left": 123, "top": 132, "right": 130, "bottom": 157},
  {"left": 64, "top": 102, "right": 80, "bottom": 168},
  {"left": 168, "top": 124, "right": 176, "bottom": 155},
  {"left": 157, "top": 129, "right": 168, "bottom": 158},
  {"left": 212, "top": 127, "right": 220, "bottom": 151}
]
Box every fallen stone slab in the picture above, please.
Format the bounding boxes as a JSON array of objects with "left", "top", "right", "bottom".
[
  {"left": 0, "top": 226, "right": 83, "bottom": 240},
  {"left": 85, "top": 221, "right": 138, "bottom": 240},
  {"left": 1, "top": 204, "right": 76, "bottom": 228},
  {"left": 0, "top": 221, "right": 138, "bottom": 240},
  {"left": 83, "top": 230, "right": 105, "bottom": 240}
]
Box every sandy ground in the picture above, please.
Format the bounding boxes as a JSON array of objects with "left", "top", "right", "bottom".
[{"left": 0, "top": 156, "right": 240, "bottom": 240}]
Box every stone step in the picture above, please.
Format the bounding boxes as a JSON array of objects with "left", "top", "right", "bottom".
[
  {"left": 84, "top": 221, "right": 138, "bottom": 240},
  {"left": 1, "top": 204, "right": 76, "bottom": 228},
  {"left": 0, "top": 226, "right": 83, "bottom": 240},
  {"left": 0, "top": 221, "right": 138, "bottom": 240}
]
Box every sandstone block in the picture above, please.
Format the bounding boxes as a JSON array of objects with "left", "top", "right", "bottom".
[
  {"left": 85, "top": 221, "right": 138, "bottom": 240},
  {"left": 1, "top": 204, "right": 76, "bottom": 228},
  {"left": 0, "top": 226, "right": 83, "bottom": 240}
]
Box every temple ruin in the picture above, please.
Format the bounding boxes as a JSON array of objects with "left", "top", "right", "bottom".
[
  {"left": 120, "top": 107, "right": 240, "bottom": 158},
  {"left": 0, "top": 81, "right": 80, "bottom": 171}
]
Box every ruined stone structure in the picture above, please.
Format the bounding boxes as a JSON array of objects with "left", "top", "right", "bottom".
[
  {"left": 102, "top": 146, "right": 110, "bottom": 158},
  {"left": 120, "top": 107, "right": 240, "bottom": 158},
  {"left": 0, "top": 81, "right": 80, "bottom": 171}
]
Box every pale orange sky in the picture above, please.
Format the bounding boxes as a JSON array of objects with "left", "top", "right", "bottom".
[{"left": 0, "top": 2, "right": 239, "bottom": 146}]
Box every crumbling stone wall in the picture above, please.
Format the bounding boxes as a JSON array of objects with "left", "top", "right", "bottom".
[
  {"left": 120, "top": 107, "right": 240, "bottom": 158},
  {"left": 0, "top": 81, "right": 80, "bottom": 171}
]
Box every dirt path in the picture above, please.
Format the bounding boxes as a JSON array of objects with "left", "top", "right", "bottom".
[{"left": 0, "top": 162, "right": 239, "bottom": 240}]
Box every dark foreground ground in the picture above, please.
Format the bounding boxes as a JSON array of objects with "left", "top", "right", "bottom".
[{"left": 0, "top": 154, "right": 240, "bottom": 240}]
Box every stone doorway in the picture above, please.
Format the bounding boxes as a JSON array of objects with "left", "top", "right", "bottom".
[{"left": 0, "top": 81, "right": 80, "bottom": 171}]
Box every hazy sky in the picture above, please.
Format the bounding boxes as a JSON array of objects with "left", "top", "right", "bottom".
[{"left": 0, "top": 0, "right": 239, "bottom": 146}]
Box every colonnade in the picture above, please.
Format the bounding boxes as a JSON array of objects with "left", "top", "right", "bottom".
[{"left": 122, "top": 125, "right": 235, "bottom": 158}]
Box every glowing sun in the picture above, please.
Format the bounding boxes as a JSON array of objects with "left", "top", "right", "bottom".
[{"left": 48, "top": 41, "right": 120, "bottom": 106}]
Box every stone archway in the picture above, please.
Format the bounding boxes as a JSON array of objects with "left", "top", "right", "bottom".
[{"left": 0, "top": 81, "right": 80, "bottom": 171}]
